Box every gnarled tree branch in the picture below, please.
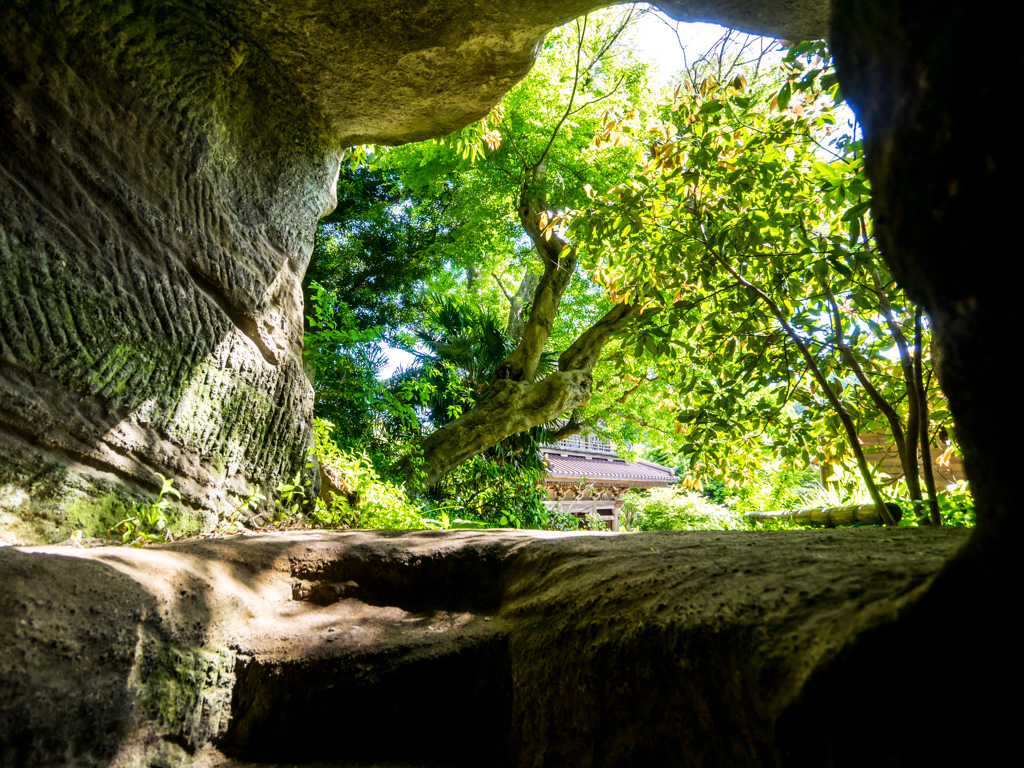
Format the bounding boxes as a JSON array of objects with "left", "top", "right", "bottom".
[
  {"left": 494, "top": 182, "right": 578, "bottom": 382},
  {"left": 416, "top": 299, "right": 635, "bottom": 487}
]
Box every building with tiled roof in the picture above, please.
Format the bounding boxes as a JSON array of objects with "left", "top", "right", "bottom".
[{"left": 541, "top": 434, "right": 676, "bottom": 531}]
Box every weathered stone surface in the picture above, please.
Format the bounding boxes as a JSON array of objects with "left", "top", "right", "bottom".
[
  {"left": 0, "top": 0, "right": 828, "bottom": 544},
  {"left": 826, "top": 14, "right": 1018, "bottom": 761},
  {"left": 0, "top": 0, "right": 335, "bottom": 540},
  {"left": 0, "top": 528, "right": 976, "bottom": 766}
]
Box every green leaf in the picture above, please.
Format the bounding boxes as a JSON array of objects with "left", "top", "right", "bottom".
[
  {"left": 676, "top": 410, "right": 700, "bottom": 425},
  {"left": 841, "top": 200, "right": 872, "bottom": 221},
  {"left": 830, "top": 260, "right": 853, "bottom": 279},
  {"left": 776, "top": 83, "right": 792, "bottom": 110}
]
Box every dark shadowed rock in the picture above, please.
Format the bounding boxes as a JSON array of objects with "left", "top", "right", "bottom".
[{"left": 0, "top": 528, "right": 971, "bottom": 766}]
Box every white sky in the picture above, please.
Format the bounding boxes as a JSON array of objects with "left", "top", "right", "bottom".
[{"left": 632, "top": 15, "right": 734, "bottom": 87}]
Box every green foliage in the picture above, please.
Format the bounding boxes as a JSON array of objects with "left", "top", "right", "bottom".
[
  {"left": 622, "top": 487, "right": 744, "bottom": 531},
  {"left": 311, "top": 419, "right": 427, "bottom": 530},
  {"left": 936, "top": 481, "right": 975, "bottom": 527},
  {"left": 571, "top": 40, "right": 954, "bottom": 509},
  {"left": 393, "top": 298, "right": 529, "bottom": 429},
  {"left": 372, "top": 7, "right": 651, "bottom": 347},
  {"left": 799, "top": 463, "right": 885, "bottom": 508},
  {"left": 760, "top": 462, "right": 974, "bottom": 528},
  {"left": 303, "top": 162, "right": 460, "bottom": 457},
  {"left": 699, "top": 479, "right": 734, "bottom": 506},
  {"left": 310, "top": 164, "right": 452, "bottom": 335},
  {"left": 729, "top": 463, "right": 818, "bottom": 528},
  {"left": 430, "top": 450, "right": 549, "bottom": 529},
  {"left": 545, "top": 507, "right": 583, "bottom": 532},
  {"left": 308, "top": 10, "right": 674, "bottom": 496},
  {"left": 385, "top": 299, "right": 552, "bottom": 527},
  {"left": 66, "top": 493, "right": 134, "bottom": 539},
  {"left": 108, "top": 473, "right": 180, "bottom": 546},
  {"left": 304, "top": 280, "right": 387, "bottom": 451},
  {"left": 579, "top": 509, "right": 611, "bottom": 531},
  {"left": 307, "top": 26, "right": 967, "bottom": 531},
  {"left": 219, "top": 486, "right": 266, "bottom": 533},
  {"left": 274, "top": 451, "right": 314, "bottom": 520}
]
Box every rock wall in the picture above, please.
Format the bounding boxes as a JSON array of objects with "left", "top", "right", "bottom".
[
  {"left": 0, "top": 1, "right": 338, "bottom": 542},
  {"left": 0, "top": 0, "right": 829, "bottom": 544}
]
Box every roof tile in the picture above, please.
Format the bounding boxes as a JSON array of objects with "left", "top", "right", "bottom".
[{"left": 543, "top": 454, "right": 676, "bottom": 485}]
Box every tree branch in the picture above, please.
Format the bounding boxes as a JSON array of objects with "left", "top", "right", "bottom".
[
  {"left": 824, "top": 283, "right": 919, "bottom": 501},
  {"left": 914, "top": 306, "right": 942, "bottom": 526},
  {"left": 617, "top": 375, "right": 656, "bottom": 405},
  {"left": 871, "top": 268, "right": 923, "bottom": 504},
  {"left": 547, "top": 411, "right": 584, "bottom": 442},
  {"left": 708, "top": 248, "right": 895, "bottom": 525},
  {"left": 534, "top": 15, "right": 587, "bottom": 174},
  {"left": 493, "top": 190, "right": 578, "bottom": 383},
  {"left": 558, "top": 301, "right": 636, "bottom": 372},
  {"left": 494, "top": 273, "right": 514, "bottom": 304}
]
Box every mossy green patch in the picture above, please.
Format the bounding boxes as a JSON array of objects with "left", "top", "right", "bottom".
[
  {"left": 138, "top": 642, "right": 206, "bottom": 727},
  {"left": 211, "top": 454, "right": 227, "bottom": 477},
  {"left": 164, "top": 504, "right": 203, "bottom": 538},
  {"left": 65, "top": 493, "right": 134, "bottom": 538},
  {"left": 66, "top": 487, "right": 202, "bottom": 540},
  {"left": 137, "top": 639, "right": 236, "bottom": 746}
]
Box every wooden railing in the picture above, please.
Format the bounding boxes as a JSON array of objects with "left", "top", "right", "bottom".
[{"left": 544, "top": 434, "right": 614, "bottom": 455}]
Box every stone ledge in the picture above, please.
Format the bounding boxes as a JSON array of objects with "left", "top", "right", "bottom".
[{"left": 0, "top": 527, "right": 977, "bottom": 766}]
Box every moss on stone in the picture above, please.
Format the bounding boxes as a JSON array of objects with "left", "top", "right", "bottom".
[
  {"left": 138, "top": 642, "right": 204, "bottom": 727},
  {"left": 65, "top": 485, "right": 204, "bottom": 540},
  {"left": 164, "top": 504, "right": 203, "bottom": 538},
  {"left": 211, "top": 453, "right": 227, "bottom": 477},
  {"left": 136, "top": 639, "right": 235, "bottom": 747},
  {"left": 65, "top": 493, "right": 134, "bottom": 538}
]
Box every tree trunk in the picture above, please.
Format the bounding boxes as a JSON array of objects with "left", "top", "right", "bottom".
[
  {"left": 506, "top": 269, "right": 542, "bottom": 341},
  {"left": 409, "top": 175, "right": 635, "bottom": 486},
  {"left": 870, "top": 270, "right": 925, "bottom": 509},
  {"left": 466, "top": 264, "right": 482, "bottom": 294},
  {"left": 824, "top": 284, "right": 922, "bottom": 514},
  {"left": 418, "top": 371, "right": 592, "bottom": 486},
  {"left": 713, "top": 257, "right": 895, "bottom": 525},
  {"left": 416, "top": 302, "right": 633, "bottom": 486},
  {"left": 914, "top": 307, "right": 942, "bottom": 525}
]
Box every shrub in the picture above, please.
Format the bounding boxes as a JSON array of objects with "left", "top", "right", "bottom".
[
  {"left": 545, "top": 508, "right": 582, "bottom": 532},
  {"left": 312, "top": 419, "right": 427, "bottom": 529},
  {"left": 730, "top": 463, "right": 820, "bottom": 515},
  {"left": 622, "top": 487, "right": 744, "bottom": 531},
  {"left": 935, "top": 480, "right": 975, "bottom": 527},
  {"left": 430, "top": 452, "right": 548, "bottom": 530}
]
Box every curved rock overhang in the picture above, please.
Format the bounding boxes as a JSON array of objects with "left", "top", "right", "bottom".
[
  {"left": 0, "top": 0, "right": 827, "bottom": 543},
  {"left": 0, "top": 0, "right": 1017, "bottom": 764}
]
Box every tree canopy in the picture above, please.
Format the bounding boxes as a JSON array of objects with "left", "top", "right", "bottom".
[
  {"left": 574, "top": 40, "right": 953, "bottom": 522},
  {"left": 303, "top": 14, "right": 967, "bottom": 531}
]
